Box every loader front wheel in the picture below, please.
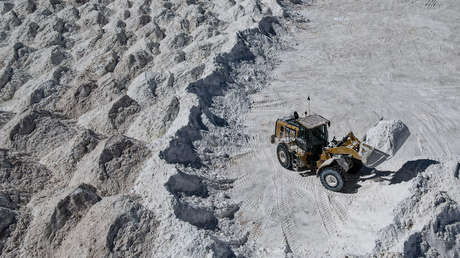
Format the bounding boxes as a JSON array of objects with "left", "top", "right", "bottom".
[
  {"left": 277, "top": 143, "right": 292, "bottom": 169},
  {"left": 319, "top": 167, "right": 344, "bottom": 192}
]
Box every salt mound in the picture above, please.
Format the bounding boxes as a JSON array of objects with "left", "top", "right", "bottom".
[{"left": 364, "top": 120, "right": 410, "bottom": 156}]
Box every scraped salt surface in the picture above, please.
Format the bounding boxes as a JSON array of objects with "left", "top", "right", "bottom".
[{"left": 364, "top": 120, "right": 410, "bottom": 156}]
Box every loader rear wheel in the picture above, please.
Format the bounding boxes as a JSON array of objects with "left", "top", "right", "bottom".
[
  {"left": 319, "top": 167, "right": 344, "bottom": 192},
  {"left": 277, "top": 143, "right": 292, "bottom": 169}
]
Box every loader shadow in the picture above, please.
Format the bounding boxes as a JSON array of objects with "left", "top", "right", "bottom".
[{"left": 342, "top": 159, "right": 440, "bottom": 194}]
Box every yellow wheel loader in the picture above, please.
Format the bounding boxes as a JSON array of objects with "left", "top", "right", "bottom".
[{"left": 270, "top": 112, "right": 393, "bottom": 192}]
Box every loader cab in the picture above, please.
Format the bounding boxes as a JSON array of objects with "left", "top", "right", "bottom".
[
  {"left": 274, "top": 114, "right": 330, "bottom": 151},
  {"left": 273, "top": 113, "right": 331, "bottom": 171},
  {"left": 297, "top": 123, "right": 329, "bottom": 150}
]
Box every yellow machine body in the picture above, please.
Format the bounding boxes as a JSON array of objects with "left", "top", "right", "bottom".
[
  {"left": 271, "top": 113, "right": 395, "bottom": 191},
  {"left": 271, "top": 115, "right": 365, "bottom": 173}
]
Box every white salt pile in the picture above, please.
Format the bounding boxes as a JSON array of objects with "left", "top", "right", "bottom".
[{"left": 364, "top": 120, "right": 411, "bottom": 156}]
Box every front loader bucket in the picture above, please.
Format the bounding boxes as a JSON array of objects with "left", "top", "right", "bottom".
[
  {"left": 360, "top": 119, "right": 411, "bottom": 168},
  {"left": 359, "top": 143, "right": 390, "bottom": 168}
]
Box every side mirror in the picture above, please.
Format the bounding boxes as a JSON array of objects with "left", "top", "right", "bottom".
[{"left": 294, "top": 111, "right": 299, "bottom": 119}]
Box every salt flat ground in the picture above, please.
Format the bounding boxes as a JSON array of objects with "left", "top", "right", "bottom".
[{"left": 229, "top": 0, "right": 460, "bottom": 256}]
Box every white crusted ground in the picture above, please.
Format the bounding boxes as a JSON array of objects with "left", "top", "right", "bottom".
[
  {"left": 224, "top": 0, "right": 460, "bottom": 256},
  {"left": 0, "top": 0, "right": 459, "bottom": 257}
]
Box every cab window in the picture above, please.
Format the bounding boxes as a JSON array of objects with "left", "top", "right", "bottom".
[
  {"left": 298, "top": 127, "right": 308, "bottom": 141},
  {"left": 310, "top": 125, "right": 328, "bottom": 144}
]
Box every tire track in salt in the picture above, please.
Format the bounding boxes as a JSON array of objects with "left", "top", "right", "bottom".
[
  {"left": 313, "top": 180, "right": 337, "bottom": 236},
  {"left": 269, "top": 148, "right": 312, "bottom": 257}
]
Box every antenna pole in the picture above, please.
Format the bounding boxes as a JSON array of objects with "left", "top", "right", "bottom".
[{"left": 307, "top": 96, "right": 311, "bottom": 115}]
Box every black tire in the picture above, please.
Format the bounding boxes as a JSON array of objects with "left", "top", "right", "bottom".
[
  {"left": 348, "top": 159, "right": 363, "bottom": 174},
  {"left": 319, "top": 167, "right": 344, "bottom": 192},
  {"left": 277, "top": 143, "right": 292, "bottom": 169}
]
